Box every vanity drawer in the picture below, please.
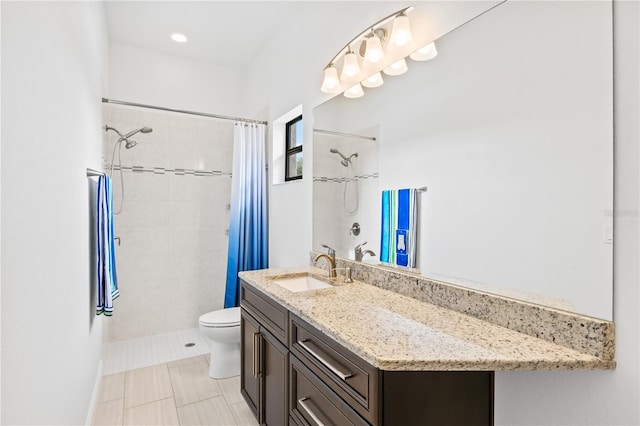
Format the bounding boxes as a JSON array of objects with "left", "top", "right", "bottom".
[
  {"left": 290, "top": 314, "right": 379, "bottom": 424},
  {"left": 241, "top": 281, "right": 288, "bottom": 345},
  {"left": 290, "top": 356, "right": 368, "bottom": 426}
]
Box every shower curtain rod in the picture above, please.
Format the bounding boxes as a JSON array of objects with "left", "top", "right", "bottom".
[
  {"left": 101, "top": 98, "right": 268, "bottom": 125},
  {"left": 313, "top": 128, "right": 377, "bottom": 141}
]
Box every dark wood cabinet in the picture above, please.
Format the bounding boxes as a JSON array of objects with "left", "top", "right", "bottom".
[
  {"left": 261, "top": 328, "right": 289, "bottom": 426},
  {"left": 240, "top": 280, "right": 494, "bottom": 426},
  {"left": 240, "top": 281, "right": 289, "bottom": 425},
  {"left": 290, "top": 315, "right": 379, "bottom": 424},
  {"left": 290, "top": 355, "right": 368, "bottom": 426},
  {"left": 240, "top": 312, "right": 260, "bottom": 418},
  {"left": 290, "top": 313, "right": 494, "bottom": 426}
]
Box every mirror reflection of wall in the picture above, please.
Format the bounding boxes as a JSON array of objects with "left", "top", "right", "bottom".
[
  {"left": 313, "top": 127, "right": 379, "bottom": 260},
  {"left": 312, "top": 1, "right": 613, "bottom": 320}
]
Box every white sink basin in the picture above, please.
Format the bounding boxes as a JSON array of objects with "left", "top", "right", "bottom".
[{"left": 272, "top": 275, "right": 332, "bottom": 293}]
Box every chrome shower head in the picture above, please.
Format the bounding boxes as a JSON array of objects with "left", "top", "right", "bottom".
[
  {"left": 124, "top": 126, "right": 153, "bottom": 139},
  {"left": 330, "top": 148, "right": 358, "bottom": 167},
  {"left": 104, "top": 125, "right": 152, "bottom": 149}
]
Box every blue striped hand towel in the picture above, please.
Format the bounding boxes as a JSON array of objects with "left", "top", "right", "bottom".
[
  {"left": 380, "top": 188, "right": 418, "bottom": 268},
  {"left": 96, "top": 175, "right": 119, "bottom": 316}
]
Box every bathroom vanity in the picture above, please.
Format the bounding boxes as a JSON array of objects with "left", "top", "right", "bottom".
[{"left": 239, "top": 261, "right": 615, "bottom": 426}]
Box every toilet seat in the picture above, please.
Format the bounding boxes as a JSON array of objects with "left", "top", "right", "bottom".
[{"left": 199, "top": 307, "right": 241, "bottom": 328}]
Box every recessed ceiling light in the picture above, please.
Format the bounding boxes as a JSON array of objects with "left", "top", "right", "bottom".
[{"left": 171, "top": 33, "right": 188, "bottom": 43}]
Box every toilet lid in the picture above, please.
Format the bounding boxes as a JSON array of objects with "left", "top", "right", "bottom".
[{"left": 199, "top": 307, "right": 241, "bottom": 327}]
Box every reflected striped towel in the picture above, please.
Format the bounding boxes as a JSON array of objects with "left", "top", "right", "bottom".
[
  {"left": 380, "top": 188, "right": 418, "bottom": 268},
  {"left": 96, "top": 175, "right": 119, "bottom": 315}
]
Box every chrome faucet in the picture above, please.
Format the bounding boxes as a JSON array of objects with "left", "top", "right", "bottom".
[
  {"left": 321, "top": 244, "right": 335, "bottom": 265},
  {"left": 354, "top": 241, "right": 376, "bottom": 261},
  {"left": 314, "top": 253, "right": 337, "bottom": 278}
]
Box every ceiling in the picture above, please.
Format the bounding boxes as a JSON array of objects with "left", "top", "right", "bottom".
[{"left": 104, "top": 1, "right": 302, "bottom": 68}]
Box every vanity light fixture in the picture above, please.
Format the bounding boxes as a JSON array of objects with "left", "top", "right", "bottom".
[
  {"left": 390, "top": 13, "right": 412, "bottom": 47},
  {"left": 361, "top": 71, "right": 384, "bottom": 88},
  {"left": 383, "top": 58, "right": 408, "bottom": 76},
  {"left": 344, "top": 83, "right": 365, "bottom": 99},
  {"left": 321, "top": 64, "right": 342, "bottom": 93},
  {"left": 341, "top": 47, "right": 361, "bottom": 79},
  {"left": 319, "top": 6, "right": 439, "bottom": 99},
  {"left": 364, "top": 30, "right": 385, "bottom": 64},
  {"left": 410, "top": 41, "right": 438, "bottom": 61},
  {"left": 171, "top": 33, "right": 188, "bottom": 43}
]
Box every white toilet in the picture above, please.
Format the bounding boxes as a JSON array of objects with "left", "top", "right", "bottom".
[{"left": 199, "top": 307, "right": 241, "bottom": 379}]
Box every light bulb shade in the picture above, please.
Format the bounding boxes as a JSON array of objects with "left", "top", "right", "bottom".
[
  {"left": 171, "top": 33, "right": 188, "bottom": 43},
  {"left": 344, "top": 83, "right": 364, "bottom": 98},
  {"left": 391, "top": 15, "right": 412, "bottom": 47},
  {"left": 410, "top": 41, "right": 438, "bottom": 61},
  {"left": 365, "top": 34, "right": 384, "bottom": 64},
  {"left": 321, "top": 66, "right": 342, "bottom": 94},
  {"left": 361, "top": 72, "right": 384, "bottom": 88},
  {"left": 341, "top": 51, "right": 361, "bottom": 80},
  {"left": 383, "top": 58, "right": 408, "bottom": 76}
]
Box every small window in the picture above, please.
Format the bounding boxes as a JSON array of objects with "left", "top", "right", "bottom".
[{"left": 285, "top": 115, "right": 303, "bottom": 181}]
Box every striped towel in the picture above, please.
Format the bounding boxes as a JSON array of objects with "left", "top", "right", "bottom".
[
  {"left": 96, "top": 175, "right": 119, "bottom": 315},
  {"left": 380, "top": 188, "right": 418, "bottom": 268}
]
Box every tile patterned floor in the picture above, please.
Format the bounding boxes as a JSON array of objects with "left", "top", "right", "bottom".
[
  {"left": 93, "top": 355, "right": 258, "bottom": 426},
  {"left": 104, "top": 328, "right": 212, "bottom": 375}
]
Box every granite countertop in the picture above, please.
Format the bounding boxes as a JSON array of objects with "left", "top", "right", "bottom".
[{"left": 239, "top": 267, "right": 616, "bottom": 371}]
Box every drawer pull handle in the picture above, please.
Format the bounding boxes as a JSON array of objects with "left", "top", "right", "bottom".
[
  {"left": 298, "top": 398, "right": 326, "bottom": 426},
  {"left": 252, "top": 332, "right": 260, "bottom": 378},
  {"left": 299, "top": 340, "right": 353, "bottom": 381}
]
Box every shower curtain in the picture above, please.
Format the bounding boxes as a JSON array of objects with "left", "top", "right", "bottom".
[{"left": 224, "top": 122, "right": 268, "bottom": 307}]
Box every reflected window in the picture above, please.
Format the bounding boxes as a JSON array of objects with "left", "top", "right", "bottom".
[{"left": 285, "top": 115, "right": 303, "bottom": 181}]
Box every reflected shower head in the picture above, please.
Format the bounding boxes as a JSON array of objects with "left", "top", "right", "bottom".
[
  {"left": 125, "top": 140, "right": 138, "bottom": 149},
  {"left": 330, "top": 147, "right": 358, "bottom": 167}
]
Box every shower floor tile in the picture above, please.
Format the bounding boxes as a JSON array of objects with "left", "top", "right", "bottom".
[{"left": 103, "top": 328, "right": 211, "bottom": 375}]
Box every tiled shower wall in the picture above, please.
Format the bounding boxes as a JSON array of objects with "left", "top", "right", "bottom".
[
  {"left": 104, "top": 106, "right": 233, "bottom": 341},
  {"left": 313, "top": 130, "right": 379, "bottom": 259}
]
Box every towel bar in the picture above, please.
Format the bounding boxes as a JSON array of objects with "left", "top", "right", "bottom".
[{"left": 86, "top": 168, "right": 105, "bottom": 177}]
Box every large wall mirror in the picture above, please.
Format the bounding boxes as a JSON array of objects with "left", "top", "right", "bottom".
[{"left": 313, "top": 1, "right": 613, "bottom": 320}]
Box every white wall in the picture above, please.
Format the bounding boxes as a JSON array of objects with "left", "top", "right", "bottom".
[
  {"left": 495, "top": 1, "right": 639, "bottom": 424},
  {"left": 1, "top": 2, "right": 109, "bottom": 424},
  {"left": 246, "top": 1, "right": 639, "bottom": 424},
  {"left": 109, "top": 42, "right": 246, "bottom": 117}
]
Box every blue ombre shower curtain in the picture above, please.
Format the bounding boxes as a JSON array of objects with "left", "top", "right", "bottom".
[{"left": 224, "top": 122, "right": 268, "bottom": 308}]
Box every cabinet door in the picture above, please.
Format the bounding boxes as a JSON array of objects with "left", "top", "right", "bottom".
[
  {"left": 241, "top": 310, "right": 260, "bottom": 421},
  {"left": 261, "top": 328, "right": 289, "bottom": 426}
]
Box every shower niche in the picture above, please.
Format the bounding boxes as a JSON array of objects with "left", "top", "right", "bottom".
[{"left": 312, "top": 126, "right": 379, "bottom": 261}]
